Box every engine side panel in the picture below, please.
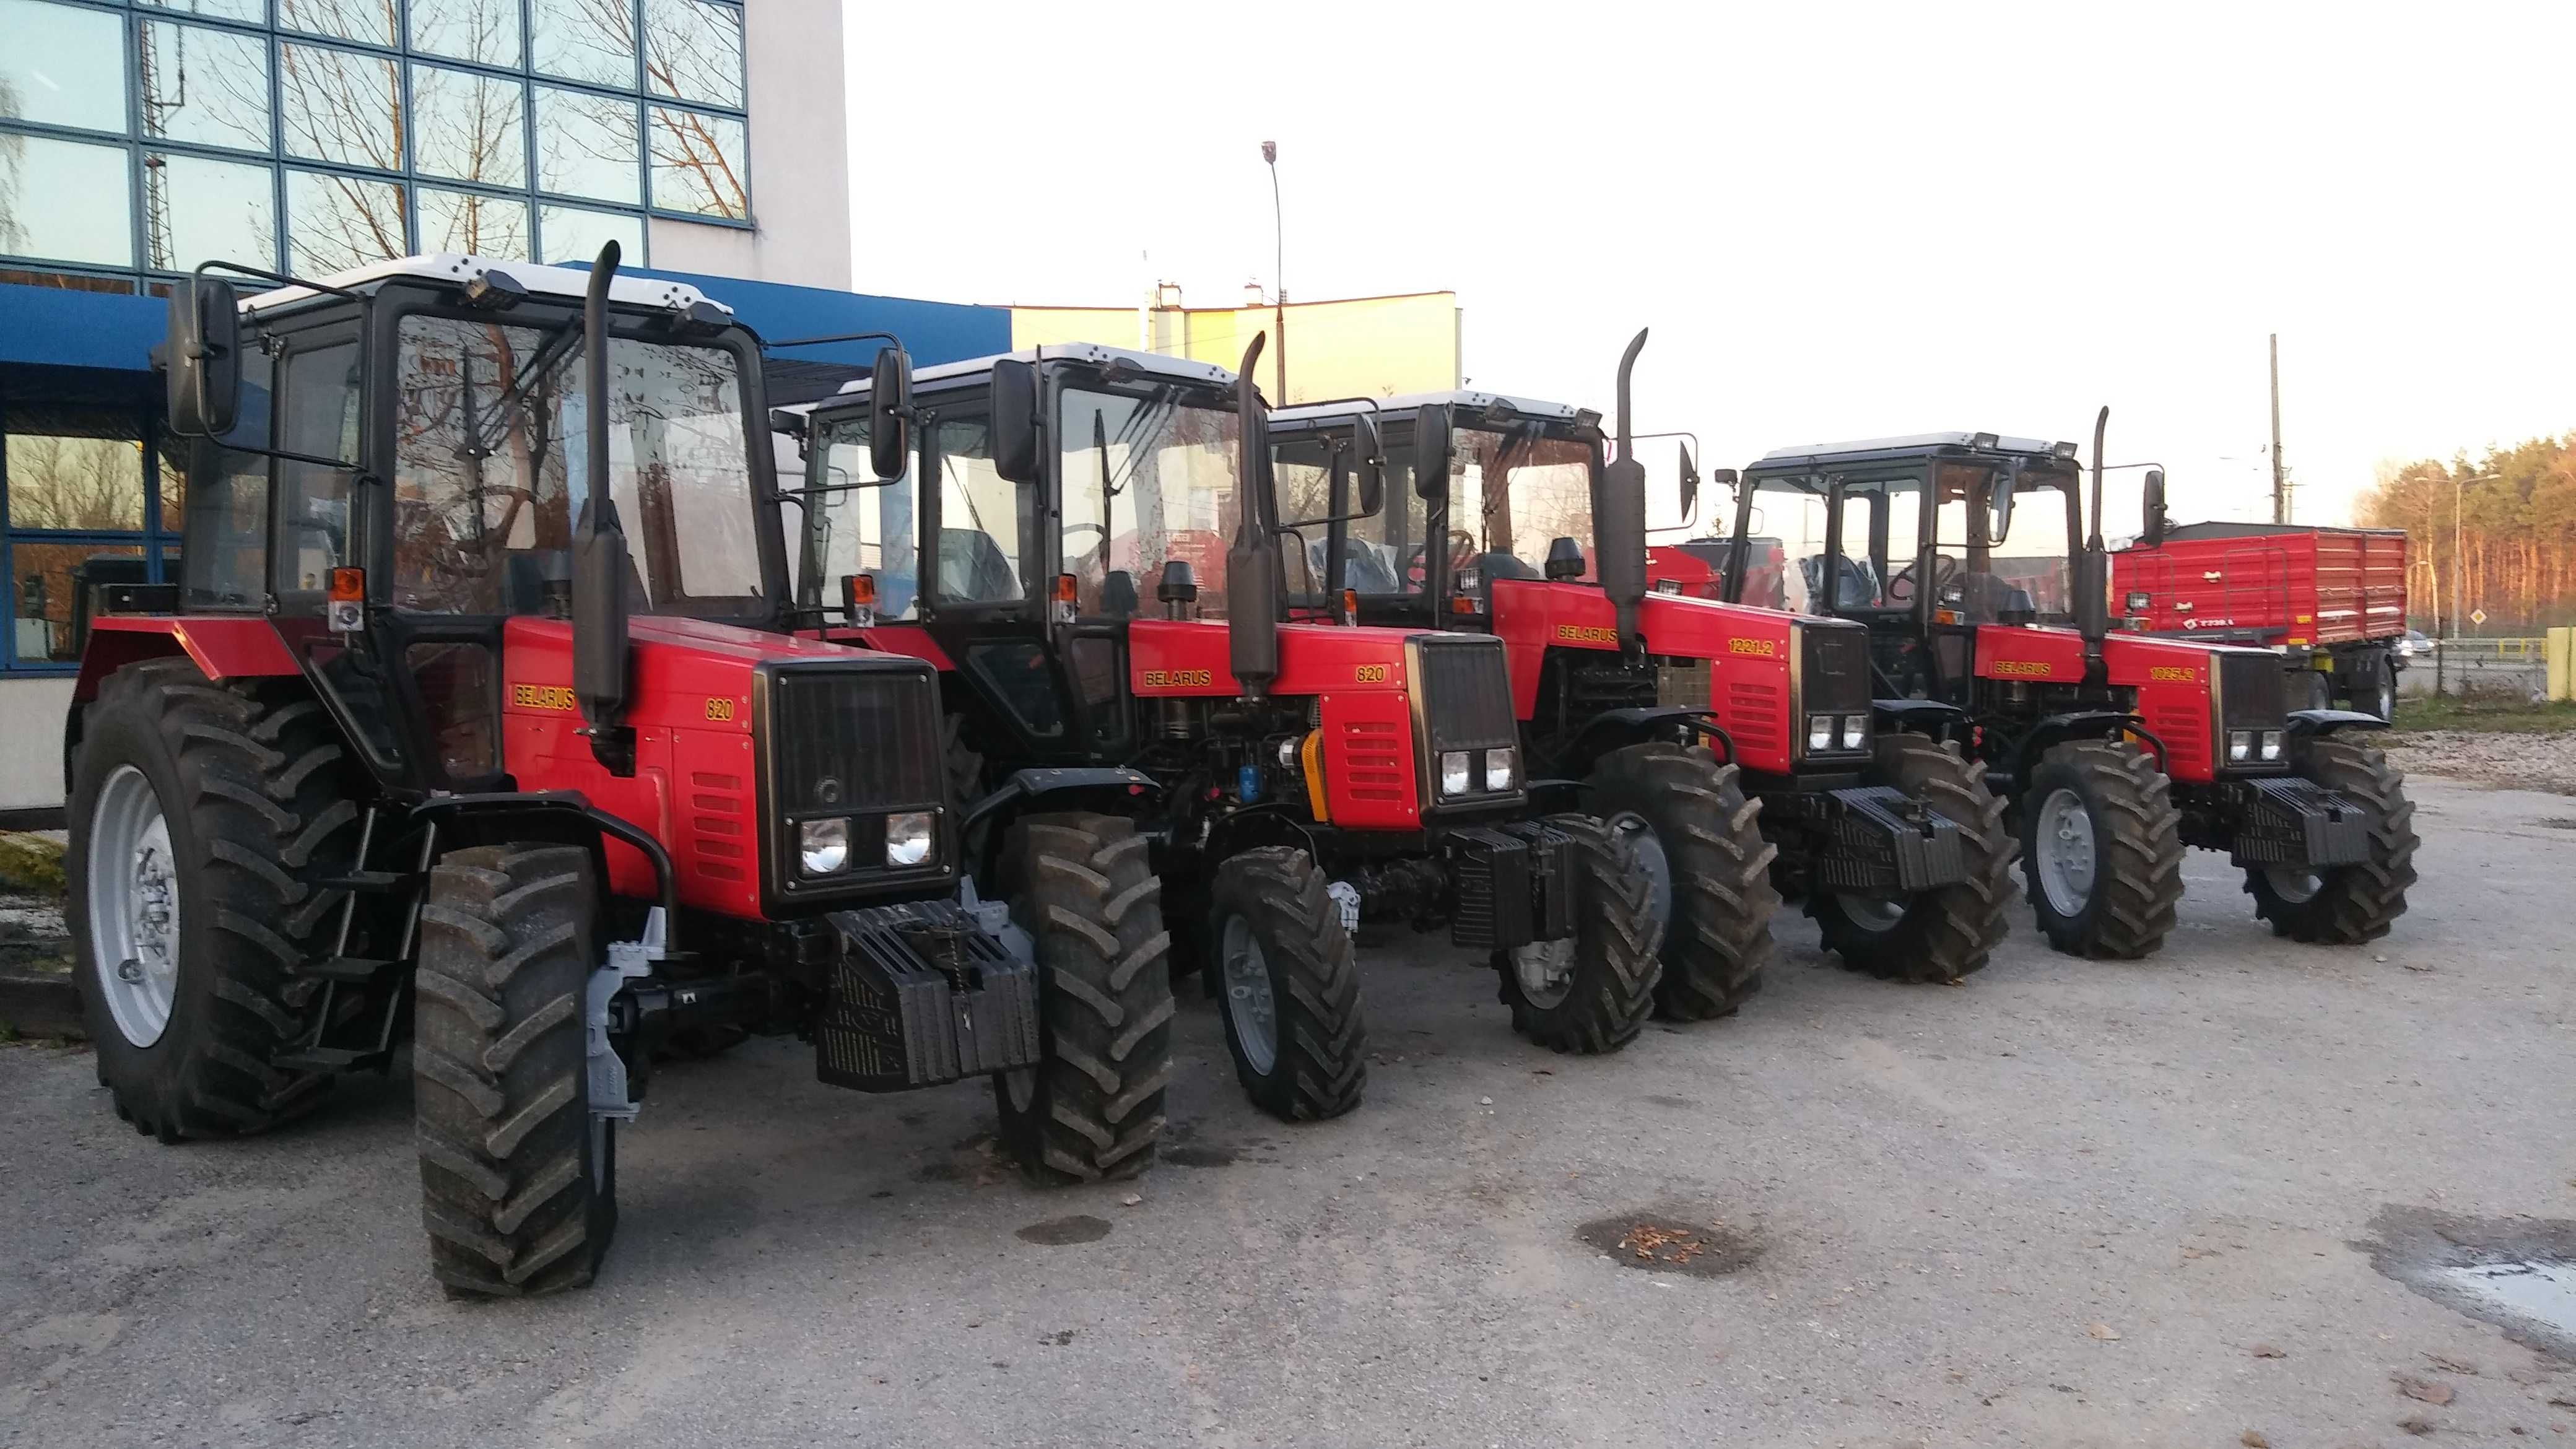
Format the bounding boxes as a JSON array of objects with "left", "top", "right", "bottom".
[
  {"left": 2103, "top": 633, "right": 2221, "bottom": 783},
  {"left": 1317, "top": 689, "right": 1420, "bottom": 829},
  {"left": 1971, "top": 624, "right": 2088, "bottom": 683}
]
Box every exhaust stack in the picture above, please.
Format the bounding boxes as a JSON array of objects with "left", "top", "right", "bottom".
[
  {"left": 573, "top": 242, "right": 635, "bottom": 773},
  {"left": 1596, "top": 328, "right": 1652, "bottom": 650},
  {"left": 1224, "top": 333, "right": 1281, "bottom": 699},
  {"left": 2076, "top": 404, "right": 2113, "bottom": 664}
]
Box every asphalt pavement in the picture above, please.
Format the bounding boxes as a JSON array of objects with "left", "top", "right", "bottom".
[{"left": 4, "top": 776, "right": 2574, "bottom": 1448}]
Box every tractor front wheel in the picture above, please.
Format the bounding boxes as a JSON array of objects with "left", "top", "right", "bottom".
[
  {"left": 2019, "top": 739, "right": 2184, "bottom": 959},
  {"left": 1582, "top": 743, "right": 1778, "bottom": 1020},
  {"left": 2245, "top": 736, "right": 2417, "bottom": 944},
  {"left": 1811, "top": 734, "right": 2016, "bottom": 983},
  {"left": 1208, "top": 847, "right": 1365, "bottom": 1122},
  {"left": 1497, "top": 814, "right": 1662, "bottom": 1054}
]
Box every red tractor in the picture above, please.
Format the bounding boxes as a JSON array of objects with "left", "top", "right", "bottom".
[
  {"left": 1719, "top": 418, "right": 2417, "bottom": 955},
  {"left": 66, "top": 248, "right": 1177, "bottom": 1297},
  {"left": 1269, "top": 332, "right": 2013, "bottom": 993},
  {"left": 778, "top": 336, "right": 1661, "bottom": 1120}
]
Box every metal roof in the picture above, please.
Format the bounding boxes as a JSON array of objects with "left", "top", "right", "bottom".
[
  {"left": 242, "top": 253, "right": 727, "bottom": 317},
  {"left": 1750, "top": 432, "right": 2075, "bottom": 468},
  {"left": 1273, "top": 389, "right": 1583, "bottom": 425},
  {"left": 832, "top": 341, "right": 1235, "bottom": 398}
]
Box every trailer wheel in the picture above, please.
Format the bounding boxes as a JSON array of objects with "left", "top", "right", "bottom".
[
  {"left": 2245, "top": 736, "right": 2417, "bottom": 944},
  {"left": 2019, "top": 739, "right": 2183, "bottom": 959},
  {"left": 1811, "top": 734, "right": 2017, "bottom": 983},
  {"left": 413, "top": 845, "right": 614, "bottom": 1297},
  {"left": 68, "top": 659, "right": 360, "bottom": 1142},
  {"left": 2356, "top": 657, "right": 2397, "bottom": 721},
  {"left": 1497, "top": 814, "right": 1662, "bottom": 1055},
  {"left": 995, "top": 813, "right": 1175, "bottom": 1180},
  {"left": 1206, "top": 847, "right": 1365, "bottom": 1121},
  {"left": 1581, "top": 743, "right": 1778, "bottom": 1020}
]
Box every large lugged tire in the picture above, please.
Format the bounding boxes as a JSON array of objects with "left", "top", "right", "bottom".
[
  {"left": 1811, "top": 734, "right": 2016, "bottom": 983},
  {"left": 2245, "top": 734, "right": 2417, "bottom": 943},
  {"left": 1582, "top": 743, "right": 1779, "bottom": 1020},
  {"left": 1207, "top": 847, "right": 1365, "bottom": 1121},
  {"left": 1497, "top": 814, "right": 1662, "bottom": 1055},
  {"left": 67, "top": 659, "right": 362, "bottom": 1141},
  {"left": 994, "top": 813, "right": 1175, "bottom": 1181},
  {"left": 413, "top": 844, "right": 615, "bottom": 1297},
  {"left": 2019, "top": 739, "right": 2183, "bottom": 959}
]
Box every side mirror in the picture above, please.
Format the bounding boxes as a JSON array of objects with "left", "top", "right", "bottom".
[
  {"left": 1677, "top": 441, "right": 1700, "bottom": 521},
  {"left": 1351, "top": 412, "right": 1385, "bottom": 518},
  {"left": 1989, "top": 472, "right": 2017, "bottom": 544},
  {"left": 866, "top": 347, "right": 913, "bottom": 481},
  {"left": 990, "top": 358, "right": 1039, "bottom": 485},
  {"left": 2141, "top": 468, "right": 2168, "bottom": 549},
  {"left": 165, "top": 276, "right": 243, "bottom": 438},
  {"left": 1413, "top": 403, "right": 1452, "bottom": 500}
]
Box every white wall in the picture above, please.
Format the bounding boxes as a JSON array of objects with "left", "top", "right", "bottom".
[
  {"left": 0, "top": 677, "right": 74, "bottom": 812},
  {"left": 647, "top": 0, "right": 851, "bottom": 290}
]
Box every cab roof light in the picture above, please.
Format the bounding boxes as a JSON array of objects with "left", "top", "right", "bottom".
[{"left": 459, "top": 271, "right": 526, "bottom": 310}]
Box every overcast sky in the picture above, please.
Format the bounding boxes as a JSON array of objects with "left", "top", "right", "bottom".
[{"left": 843, "top": 2, "right": 2573, "bottom": 532}]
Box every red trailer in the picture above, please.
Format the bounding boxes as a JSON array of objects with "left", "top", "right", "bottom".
[{"left": 2112, "top": 520, "right": 2409, "bottom": 718}]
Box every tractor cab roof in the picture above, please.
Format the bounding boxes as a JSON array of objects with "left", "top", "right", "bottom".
[
  {"left": 1273, "top": 389, "right": 1593, "bottom": 431},
  {"left": 1747, "top": 431, "right": 2080, "bottom": 476},
  {"left": 241, "top": 253, "right": 729, "bottom": 323},
  {"left": 829, "top": 341, "right": 1236, "bottom": 401}
]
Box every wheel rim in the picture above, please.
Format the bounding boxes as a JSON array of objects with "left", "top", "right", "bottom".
[
  {"left": 87, "top": 765, "right": 180, "bottom": 1048},
  {"left": 2033, "top": 786, "right": 2098, "bottom": 920},
  {"left": 1606, "top": 812, "right": 1673, "bottom": 934},
  {"left": 1510, "top": 937, "right": 1577, "bottom": 1011},
  {"left": 1218, "top": 914, "right": 1278, "bottom": 1075},
  {"left": 2378, "top": 677, "right": 2395, "bottom": 718},
  {"left": 2265, "top": 867, "right": 2325, "bottom": 904},
  {"left": 1835, "top": 893, "right": 1909, "bottom": 933}
]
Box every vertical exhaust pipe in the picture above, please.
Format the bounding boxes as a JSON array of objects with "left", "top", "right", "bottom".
[
  {"left": 2076, "top": 404, "right": 2112, "bottom": 663},
  {"left": 1596, "top": 328, "right": 1652, "bottom": 649},
  {"left": 572, "top": 242, "right": 635, "bottom": 773},
  {"left": 1224, "top": 333, "right": 1281, "bottom": 699}
]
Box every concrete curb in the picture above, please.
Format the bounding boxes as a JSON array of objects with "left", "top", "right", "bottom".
[{"left": 0, "top": 972, "right": 84, "bottom": 1040}]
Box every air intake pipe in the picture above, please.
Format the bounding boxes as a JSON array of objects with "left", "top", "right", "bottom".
[
  {"left": 1596, "top": 328, "right": 1652, "bottom": 650},
  {"left": 573, "top": 242, "right": 635, "bottom": 773},
  {"left": 1224, "top": 333, "right": 1281, "bottom": 698}
]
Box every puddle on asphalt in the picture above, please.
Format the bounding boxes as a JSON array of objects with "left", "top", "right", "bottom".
[
  {"left": 1575, "top": 1210, "right": 1759, "bottom": 1279},
  {"left": 2357, "top": 1206, "right": 2576, "bottom": 1360},
  {"left": 1016, "top": 1214, "right": 1112, "bottom": 1246}
]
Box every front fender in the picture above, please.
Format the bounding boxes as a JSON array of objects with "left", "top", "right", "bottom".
[
  {"left": 1552, "top": 707, "right": 1737, "bottom": 776},
  {"left": 2006, "top": 710, "right": 2169, "bottom": 793},
  {"left": 2286, "top": 708, "right": 2390, "bottom": 737}
]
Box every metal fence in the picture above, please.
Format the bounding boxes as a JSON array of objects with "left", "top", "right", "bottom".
[{"left": 2418, "top": 638, "right": 2549, "bottom": 699}]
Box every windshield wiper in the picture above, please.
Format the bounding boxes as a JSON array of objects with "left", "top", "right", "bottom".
[{"left": 459, "top": 319, "right": 583, "bottom": 461}]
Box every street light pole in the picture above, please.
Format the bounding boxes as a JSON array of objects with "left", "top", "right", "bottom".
[{"left": 1262, "top": 140, "right": 1285, "bottom": 402}]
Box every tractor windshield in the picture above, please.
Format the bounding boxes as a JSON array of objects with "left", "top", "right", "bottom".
[
  {"left": 1057, "top": 383, "right": 1244, "bottom": 618},
  {"left": 1444, "top": 425, "right": 1595, "bottom": 585},
  {"left": 389, "top": 314, "right": 765, "bottom": 617},
  {"left": 1740, "top": 459, "right": 2080, "bottom": 622}
]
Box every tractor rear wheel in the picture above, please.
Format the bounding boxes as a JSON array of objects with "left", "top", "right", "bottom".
[
  {"left": 1811, "top": 734, "right": 2016, "bottom": 983},
  {"left": 1581, "top": 743, "right": 1778, "bottom": 1020},
  {"left": 1497, "top": 814, "right": 1661, "bottom": 1055},
  {"left": 1208, "top": 846, "right": 1365, "bottom": 1121},
  {"left": 2245, "top": 735, "right": 2417, "bottom": 944},
  {"left": 994, "top": 813, "right": 1175, "bottom": 1180},
  {"left": 68, "top": 660, "right": 360, "bottom": 1141},
  {"left": 2019, "top": 739, "right": 2184, "bottom": 959},
  {"left": 412, "top": 844, "right": 616, "bottom": 1297}
]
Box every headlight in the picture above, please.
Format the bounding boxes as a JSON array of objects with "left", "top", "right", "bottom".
[
  {"left": 885, "top": 811, "right": 935, "bottom": 868},
  {"left": 2258, "top": 729, "right": 2284, "bottom": 761},
  {"left": 1439, "top": 750, "right": 1471, "bottom": 797},
  {"left": 2227, "top": 729, "right": 2253, "bottom": 762},
  {"left": 799, "top": 817, "right": 850, "bottom": 876},
  {"left": 1485, "top": 747, "right": 1515, "bottom": 791},
  {"left": 1808, "top": 715, "right": 1836, "bottom": 754},
  {"left": 1840, "top": 713, "right": 1869, "bottom": 749}
]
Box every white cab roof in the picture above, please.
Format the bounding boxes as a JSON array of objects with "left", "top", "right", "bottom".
[
  {"left": 1273, "top": 388, "right": 1583, "bottom": 425},
  {"left": 243, "top": 253, "right": 726, "bottom": 316},
  {"left": 834, "top": 341, "right": 1234, "bottom": 397},
  {"left": 1754, "top": 431, "right": 2067, "bottom": 462}
]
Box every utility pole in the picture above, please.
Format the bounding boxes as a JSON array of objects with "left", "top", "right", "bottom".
[
  {"left": 2268, "top": 333, "right": 2287, "bottom": 525},
  {"left": 1263, "top": 141, "right": 1286, "bottom": 403}
]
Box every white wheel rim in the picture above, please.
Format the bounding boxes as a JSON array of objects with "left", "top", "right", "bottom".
[
  {"left": 87, "top": 765, "right": 181, "bottom": 1048},
  {"left": 1219, "top": 914, "right": 1278, "bottom": 1074},
  {"left": 2265, "top": 867, "right": 2324, "bottom": 904},
  {"left": 1836, "top": 894, "right": 1910, "bottom": 933},
  {"left": 1510, "top": 936, "right": 1577, "bottom": 1010},
  {"left": 2034, "top": 786, "right": 2097, "bottom": 920},
  {"left": 1607, "top": 812, "right": 1673, "bottom": 933}
]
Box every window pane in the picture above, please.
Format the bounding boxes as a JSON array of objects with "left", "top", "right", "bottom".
[
  {"left": 0, "top": 0, "right": 129, "bottom": 134},
  {"left": 532, "top": 0, "right": 638, "bottom": 89},
  {"left": 537, "top": 204, "right": 640, "bottom": 266},
  {"left": 643, "top": 0, "right": 744, "bottom": 109},
  {"left": 276, "top": 340, "right": 360, "bottom": 593},
  {"left": 277, "top": 0, "right": 393, "bottom": 46},
  {"left": 410, "top": 0, "right": 523, "bottom": 70},
  {"left": 144, "top": 152, "right": 277, "bottom": 273},
  {"left": 5, "top": 402, "right": 146, "bottom": 530},
  {"left": 411, "top": 64, "right": 526, "bottom": 188},
  {"left": 0, "top": 134, "right": 134, "bottom": 267},
  {"left": 179, "top": 348, "right": 275, "bottom": 610},
  {"left": 140, "top": 20, "right": 274, "bottom": 153},
  {"left": 535, "top": 87, "right": 638, "bottom": 204},
  {"left": 141, "top": 0, "right": 267, "bottom": 22},
  {"left": 647, "top": 107, "right": 746, "bottom": 219},
  {"left": 13, "top": 542, "right": 144, "bottom": 664},
  {"left": 280, "top": 43, "right": 402, "bottom": 172},
  {"left": 419, "top": 186, "right": 529, "bottom": 259},
  {"left": 284, "top": 167, "right": 406, "bottom": 273}
]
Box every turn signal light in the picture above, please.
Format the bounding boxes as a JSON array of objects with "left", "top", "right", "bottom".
[
  {"left": 1341, "top": 588, "right": 1359, "bottom": 625},
  {"left": 327, "top": 567, "right": 365, "bottom": 633},
  {"left": 841, "top": 572, "right": 876, "bottom": 627},
  {"left": 1053, "top": 573, "right": 1079, "bottom": 623},
  {"left": 1450, "top": 594, "right": 1476, "bottom": 615}
]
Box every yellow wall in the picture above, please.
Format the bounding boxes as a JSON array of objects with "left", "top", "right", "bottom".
[{"left": 1009, "top": 293, "right": 1459, "bottom": 407}]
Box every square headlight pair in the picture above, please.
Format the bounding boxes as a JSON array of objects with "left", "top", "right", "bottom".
[
  {"left": 2226, "top": 729, "right": 2285, "bottom": 764},
  {"left": 1437, "top": 747, "right": 1516, "bottom": 798},
  {"left": 1805, "top": 713, "right": 1869, "bottom": 754},
  {"left": 798, "top": 812, "right": 936, "bottom": 876}
]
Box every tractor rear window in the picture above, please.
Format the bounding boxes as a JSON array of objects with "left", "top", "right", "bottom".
[{"left": 389, "top": 315, "right": 764, "bottom": 616}]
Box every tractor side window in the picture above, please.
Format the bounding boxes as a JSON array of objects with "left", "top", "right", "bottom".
[
  {"left": 1278, "top": 429, "right": 1414, "bottom": 596},
  {"left": 179, "top": 350, "right": 276, "bottom": 610},
  {"left": 274, "top": 340, "right": 361, "bottom": 595},
  {"left": 930, "top": 415, "right": 1027, "bottom": 606},
  {"left": 806, "top": 414, "right": 919, "bottom": 619},
  {"left": 1349, "top": 446, "right": 1421, "bottom": 594},
  {"left": 1058, "top": 386, "right": 1243, "bottom": 619},
  {"left": 1448, "top": 427, "right": 1592, "bottom": 583}
]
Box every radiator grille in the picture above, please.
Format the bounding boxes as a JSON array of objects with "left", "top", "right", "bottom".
[
  {"left": 767, "top": 665, "right": 943, "bottom": 816},
  {"left": 1799, "top": 624, "right": 1872, "bottom": 714},
  {"left": 1413, "top": 636, "right": 1516, "bottom": 754},
  {"left": 2216, "top": 651, "right": 2287, "bottom": 731}
]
